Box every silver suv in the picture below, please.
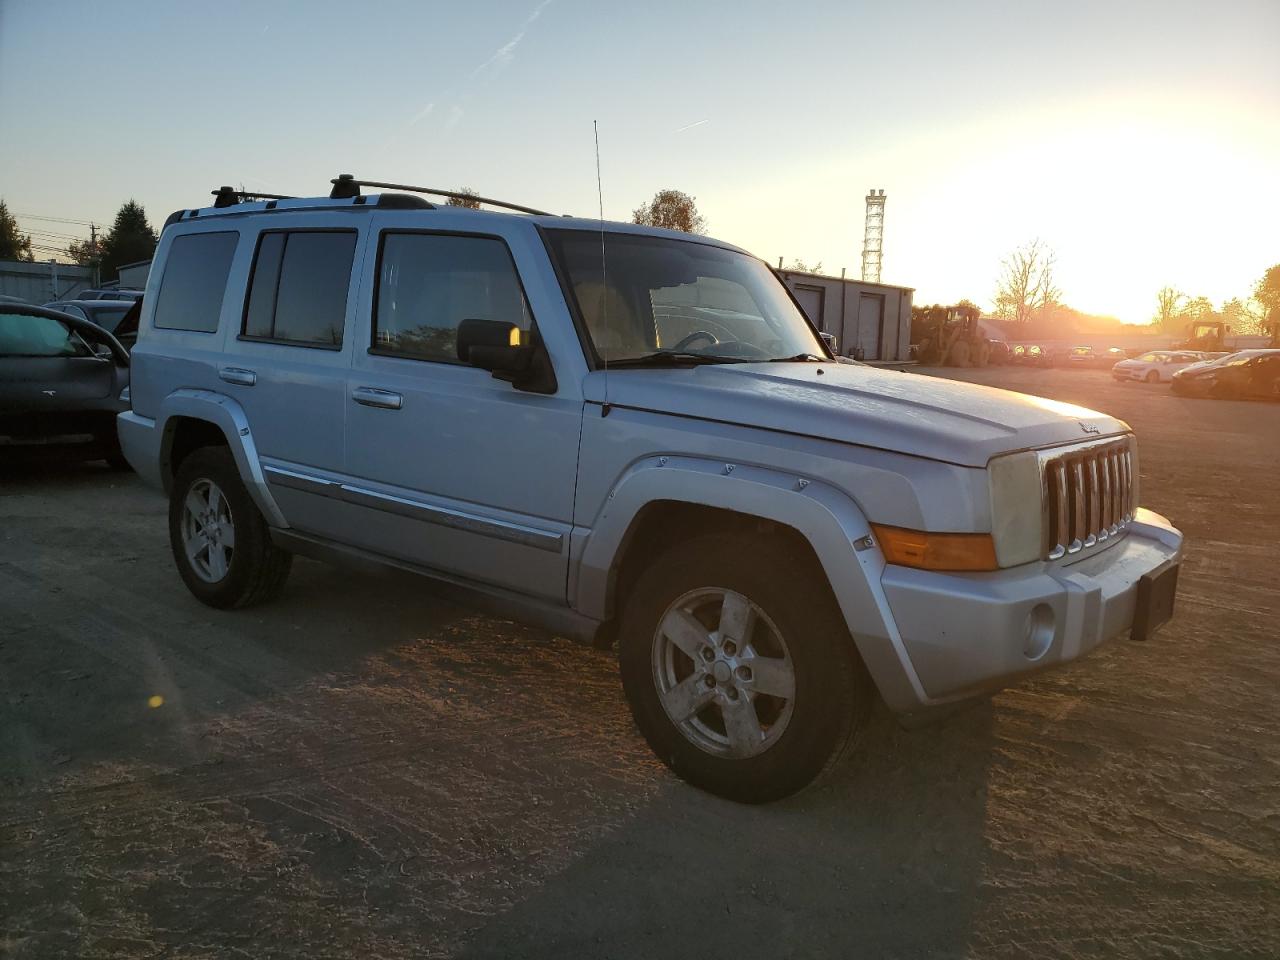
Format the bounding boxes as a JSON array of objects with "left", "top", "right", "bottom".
[{"left": 118, "top": 177, "right": 1183, "bottom": 801}]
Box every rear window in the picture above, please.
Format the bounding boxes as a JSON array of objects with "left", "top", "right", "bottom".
[
  {"left": 153, "top": 232, "right": 238, "bottom": 333},
  {"left": 243, "top": 231, "right": 356, "bottom": 347}
]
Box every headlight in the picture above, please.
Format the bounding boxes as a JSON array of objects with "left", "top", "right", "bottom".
[
  {"left": 987, "top": 450, "right": 1043, "bottom": 567},
  {"left": 119, "top": 385, "right": 131, "bottom": 402}
]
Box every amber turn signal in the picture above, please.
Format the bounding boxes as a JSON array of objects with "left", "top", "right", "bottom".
[{"left": 870, "top": 524, "right": 999, "bottom": 572}]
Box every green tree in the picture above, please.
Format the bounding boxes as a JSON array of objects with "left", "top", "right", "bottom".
[
  {"left": 0, "top": 200, "right": 33, "bottom": 261},
  {"left": 445, "top": 187, "right": 481, "bottom": 209},
  {"left": 66, "top": 235, "right": 105, "bottom": 271},
  {"left": 632, "top": 189, "right": 707, "bottom": 234},
  {"left": 784, "top": 259, "right": 824, "bottom": 274},
  {"left": 99, "top": 200, "right": 158, "bottom": 281},
  {"left": 1254, "top": 264, "right": 1280, "bottom": 327}
]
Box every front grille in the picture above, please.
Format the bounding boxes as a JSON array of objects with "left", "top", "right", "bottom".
[{"left": 1040, "top": 438, "right": 1136, "bottom": 559}]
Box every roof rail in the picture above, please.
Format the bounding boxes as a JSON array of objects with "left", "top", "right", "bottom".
[
  {"left": 328, "top": 174, "right": 553, "bottom": 216},
  {"left": 211, "top": 186, "right": 296, "bottom": 209}
]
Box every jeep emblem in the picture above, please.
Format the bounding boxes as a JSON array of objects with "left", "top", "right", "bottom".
[{"left": 1080, "top": 422, "right": 1100, "bottom": 435}]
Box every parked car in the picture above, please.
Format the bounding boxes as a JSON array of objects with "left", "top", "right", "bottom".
[
  {"left": 986, "top": 339, "right": 1012, "bottom": 365},
  {"left": 118, "top": 180, "right": 1184, "bottom": 802},
  {"left": 74, "top": 288, "right": 144, "bottom": 302},
  {"left": 0, "top": 303, "right": 131, "bottom": 467},
  {"left": 1068, "top": 346, "right": 1129, "bottom": 369},
  {"left": 44, "top": 299, "right": 137, "bottom": 339},
  {"left": 1111, "top": 350, "right": 1205, "bottom": 383},
  {"left": 1012, "top": 343, "right": 1054, "bottom": 367},
  {"left": 1171, "top": 349, "right": 1280, "bottom": 400}
]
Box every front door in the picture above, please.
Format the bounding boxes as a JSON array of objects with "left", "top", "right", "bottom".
[{"left": 341, "top": 219, "right": 582, "bottom": 601}]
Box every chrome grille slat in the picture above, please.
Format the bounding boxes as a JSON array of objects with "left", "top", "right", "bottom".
[{"left": 1040, "top": 437, "right": 1135, "bottom": 560}]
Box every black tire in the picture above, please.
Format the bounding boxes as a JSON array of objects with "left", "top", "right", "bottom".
[
  {"left": 97, "top": 432, "right": 131, "bottom": 471},
  {"left": 618, "top": 532, "right": 872, "bottom": 803},
  {"left": 1145, "top": 370, "right": 1160, "bottom": 383},
  {"left": 168, "top": 446, "right": 292, "bottom": 609}
]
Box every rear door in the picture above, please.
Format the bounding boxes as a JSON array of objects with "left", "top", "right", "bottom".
[
  {"left": 224, "top": 218, "right": 368, "bottom": 539},
  {"left": 340, "top": 215, "right": 582, "bottom": 601}
]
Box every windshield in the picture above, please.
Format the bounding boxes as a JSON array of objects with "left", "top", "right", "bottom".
[
  {"left": 546, "top": 230, "right": 824, "bottom": 363},
  {"left": 0, "top": 311, "right": 91, "bottom": 357}
]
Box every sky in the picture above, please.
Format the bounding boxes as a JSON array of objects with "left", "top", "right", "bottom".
[{"left": 1, "top": 0, "right": 1277, "bottom": 322}]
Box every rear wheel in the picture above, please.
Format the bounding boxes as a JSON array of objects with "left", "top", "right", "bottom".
[
  {"left": 1145, "top": 370, "right": 1160, "bottom": 383},
  {"left": 618, "top": 532, "right": 872, "bottom": 802},
  {"left": 169, "top": 446, "right": 292, "bottom": 608}
]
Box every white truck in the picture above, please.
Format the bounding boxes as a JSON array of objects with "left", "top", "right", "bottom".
[{"left": 118, "top": 177, "right": 1183, "bottom": 802}]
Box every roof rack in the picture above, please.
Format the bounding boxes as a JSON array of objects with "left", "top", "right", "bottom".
[
  {"left": 211, "top": 186, "right": 297, "bottom": 209},
  {"left": 329, "top": 174, "right": 553, "bottom": 216}
]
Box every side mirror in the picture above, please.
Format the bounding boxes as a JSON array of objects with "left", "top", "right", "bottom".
[
  {"left": 456, "top": 318, "right": 556, "bottom": 394},
  {"left": 94, "top": 342, "right": 114, "bottom": 359}
]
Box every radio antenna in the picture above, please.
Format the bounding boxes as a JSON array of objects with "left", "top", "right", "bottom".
[{"left": 594, "top": 120, "right": 611, "bottom": 417}]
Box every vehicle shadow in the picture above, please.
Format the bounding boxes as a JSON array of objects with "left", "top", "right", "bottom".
[{"left": 460, "top": 700, "right": 997, "bottom": 960}]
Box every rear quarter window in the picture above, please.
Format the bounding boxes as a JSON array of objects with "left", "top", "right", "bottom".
[{"left": 153, "top": 232, "right": 239, "bottom": 332}]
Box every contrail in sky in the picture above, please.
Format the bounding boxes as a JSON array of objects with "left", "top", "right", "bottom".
[{"left": 673, "top": 118, "right": 710, "bottom": 133}]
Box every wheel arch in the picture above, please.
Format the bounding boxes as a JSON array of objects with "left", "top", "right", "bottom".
[
  {"left": 156, "top": 389, "right": 288, "bottom": 528},
  {"left": 572, "top": 456, "right": 929, "bottom": 713}
]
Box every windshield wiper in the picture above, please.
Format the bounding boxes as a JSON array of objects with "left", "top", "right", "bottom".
[
  {"left": 767, "top": 353, "right": 826, "bottom": 362},
  {"left": 605, "top": 351, "right": 748, "bottom": 368}
]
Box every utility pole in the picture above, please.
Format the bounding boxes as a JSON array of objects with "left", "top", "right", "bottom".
[
  {"left": 89, "top": 223, "right": 99, "bottom": 287},
  {"left": 861, "top": 189, "right": 885, "bottom": 284}
]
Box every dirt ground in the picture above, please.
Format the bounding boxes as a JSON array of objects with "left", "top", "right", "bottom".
[{"left": 1, "top": 367, "right": 1277, "bottom": 959}]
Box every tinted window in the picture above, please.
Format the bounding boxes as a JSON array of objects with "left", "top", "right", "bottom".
[
  {"left": 0, "top": 312, "right": 91, "bottom": 357},
  {"left": 243, "top": 231, "right": 356, "bottom": 346},
  {"left": 86, "top": 306, "right": 130, "bottom": 332},
  {"left": 373, "top": 233, "right": 530, "bottom": 362},
  {"left": 153, "top": 232, "right": 238, "bottom": 332}
]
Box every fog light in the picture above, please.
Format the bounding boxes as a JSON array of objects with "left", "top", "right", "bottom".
[{"left": 1023, "top": 603, "right": 1055, "bottom": 660}]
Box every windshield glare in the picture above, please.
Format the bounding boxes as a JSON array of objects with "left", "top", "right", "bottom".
[{"left": 547, "top": 230, "right": 824, "bottom": 363}]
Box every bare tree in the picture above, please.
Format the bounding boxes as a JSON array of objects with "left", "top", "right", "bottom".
[
  {"left": 784, "top": 259, "right": 823, "bottom": 274},
  {"left": 993, "top": 238, "right": 1059, "bottom": 325},
  {"left": 1153, "top": 286, "right": 1184, "bottom": 332},
  {"left": 632, "top": 189, "right": 707, "bottom": 234},
  {"left": 445, "top": 188, "right": 481, "bottom": 210}
]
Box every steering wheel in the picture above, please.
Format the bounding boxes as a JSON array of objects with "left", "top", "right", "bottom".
[{"left": 671, "top": 330, "right": 719, "bottom": 351}]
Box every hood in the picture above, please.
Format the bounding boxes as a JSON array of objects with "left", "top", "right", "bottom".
[{"left": 583, "top": 362, "right": 1127, "bottom": 468}]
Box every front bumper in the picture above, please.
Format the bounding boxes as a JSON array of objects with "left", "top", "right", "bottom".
[{"left": 879, "top": 507, "right": 1183, "bottom": 709}]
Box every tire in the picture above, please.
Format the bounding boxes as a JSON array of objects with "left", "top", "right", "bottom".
[
  {"left": 168, "top": 446, "right": 292, "bottom": 609},
  {"left": 97, "top": 431, "right": 131, "bottom": 471},
  {"left": 948, "top": 339, "right": 971, "bottom": 368},
  {"left": 1145, "top": 370, "right": 1160, "bottom": 383},
  {"left": 618, "top": 532, "right": 873, "bottom": 803}
]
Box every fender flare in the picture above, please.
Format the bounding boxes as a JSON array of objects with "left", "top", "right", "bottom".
[
  {"left": 572, "top": 455, "right": 929, "bottom": 712},
  {"left": 155, "top": 389, "right": 288, "bottom": 528}
]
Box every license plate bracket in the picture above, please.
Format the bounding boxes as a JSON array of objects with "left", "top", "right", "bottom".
[{"left": 1133, "top": 559, "right": 1179, "bottom": 641}]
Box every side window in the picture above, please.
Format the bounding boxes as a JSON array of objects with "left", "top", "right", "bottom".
[
  {"left": 242, "top": 230, "right": 357, "bottom": 347},
  {"left": 372, "top": 233, "right": 531, "bottom": 363},
  {"left": 153, "top": 232, "right": 238, "bottom": 332}
]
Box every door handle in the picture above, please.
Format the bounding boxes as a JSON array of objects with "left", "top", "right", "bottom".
[
  {"left": 219, "top": 366, "right": 257, "bottom": 386},
  {"left": 352, "top": 386, "right": 404, "bottom": 410}
]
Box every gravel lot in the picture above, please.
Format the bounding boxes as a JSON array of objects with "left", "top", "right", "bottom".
[{"left": 2, "top": 367, "right": 1277, "bottom": 959}]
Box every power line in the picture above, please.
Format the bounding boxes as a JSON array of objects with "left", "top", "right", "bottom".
[{"left": 15, "top": 212, "right": 102, "bottom": 227}]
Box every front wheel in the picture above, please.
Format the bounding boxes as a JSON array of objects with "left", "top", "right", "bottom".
[
  {"left": 618, "top": 532, "right": 872, "bottom": 802},
  {"left": 1145, "top": 370, "right": 1160, "bottom": 383},
  {"left": 168, "top": 446, "right": 292, "bottom": 608}
]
